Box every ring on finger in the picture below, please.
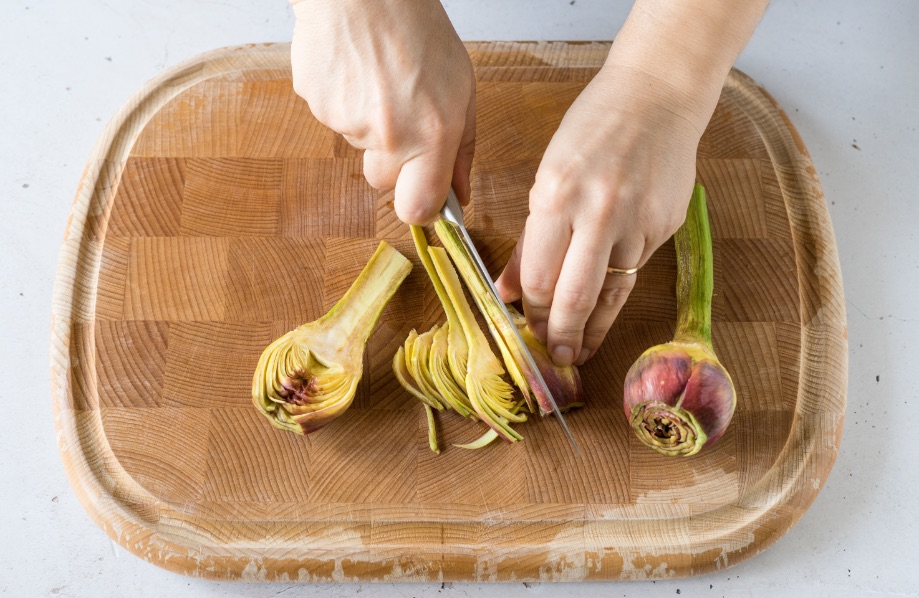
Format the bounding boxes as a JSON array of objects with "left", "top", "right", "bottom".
[{"left": 606, "top": 265, "right": 640, "bottom": 276}]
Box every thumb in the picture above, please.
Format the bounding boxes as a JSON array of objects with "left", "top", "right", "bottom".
[
  {"left": 495, "top": 228, "right": 525, "bottom": 303},
  {"left": 393, "top": 149, "right": 456, "bottom": 225}
]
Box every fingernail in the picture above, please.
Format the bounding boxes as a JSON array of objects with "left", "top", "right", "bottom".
[
  {"left": 532, "top": 321, "right": 548, "bottom": 344},
  {"left": 552, "top": 345, "right": 574, "bottom": 367},
  {"left": 576, "top": 347, "right": 591, "bottom": 365}
]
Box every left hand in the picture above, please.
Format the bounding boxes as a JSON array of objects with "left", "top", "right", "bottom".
[{"left": 495, "top": 63, "right": 709, "bottom": 367}]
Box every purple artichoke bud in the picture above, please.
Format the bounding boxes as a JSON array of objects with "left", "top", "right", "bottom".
[
  {"left": 623, "top": 184, "right": 736, "bottom": 456},
  {"left": 624, "top": 342, "right": 735, "bottom": 456}
]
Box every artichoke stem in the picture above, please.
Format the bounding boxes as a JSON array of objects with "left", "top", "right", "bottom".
[
  {"left": 674, "top": 184, "right": 714, "bottom": 348},
  {"left": 320, "top": 242, "right": 412, "bottom": 345}
]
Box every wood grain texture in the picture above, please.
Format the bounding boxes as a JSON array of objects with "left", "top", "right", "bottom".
[{"left": 50, "top": 42, "right": 847, "bottom": 582}]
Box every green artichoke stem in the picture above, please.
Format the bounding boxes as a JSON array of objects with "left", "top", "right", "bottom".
[
  {"left": 316, "top": 242, "right": 410, "bottom": 354},
  {"left": 673, "top": 183, "right": 714, "bottom": 349}
]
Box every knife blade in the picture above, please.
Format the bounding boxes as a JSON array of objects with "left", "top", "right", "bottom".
[{"left": 440, "top": 188, "right": 581, "bottom": 454}]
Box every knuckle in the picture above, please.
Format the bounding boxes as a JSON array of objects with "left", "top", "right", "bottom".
[
  {"left": 521, "top": 270, "right": 557, "bottom": 302},
  {"left": 555, "top": 287, "right": 598, "bottom": 314},
  {"left": 549, "top": 322, "right": 586, "bottom": 341},
  {"left": 362, "top": 158, "right": 395, "bottom": 191},
  {"left": 530, "top": 165, "right": 577, "bottom": 214},
  {"left": 411, "top": 107, "right": 466, "bottom": 148},
  {"left": 532, "top": 166, "right": 632, "bottom": 224},
  {"left": 589, "top": 192, "right": 616, "bottom": 219},
  {"left": 597, "top": 284, "right": 632, "bottom": 307},
  {"left": 301, "top": 97, "right": 334, "bottom": 129},
  {"left": 532, "top": 164, "right": 567, "bottom": 192},
  {"left": 584, "top": 175, "right": 627, "bottom": 211},
  {"left": 364, "top": 174, "right": 391, "bottom": 191},
  {"left": 589, "top": 185, "right": 637, "bottom": 226}
]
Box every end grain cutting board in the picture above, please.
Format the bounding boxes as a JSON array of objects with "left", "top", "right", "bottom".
[{"left": 50, "top": 42, "right": 847, "bottom": 581}]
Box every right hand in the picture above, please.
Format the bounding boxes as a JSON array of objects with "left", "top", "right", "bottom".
[{"left": 291, "top": 0, "right": 476, "bottom": 223}]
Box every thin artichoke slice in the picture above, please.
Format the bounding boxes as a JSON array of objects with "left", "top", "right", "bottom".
[{"left": 427, "top": 245, "right": 524, "bottom": 443}]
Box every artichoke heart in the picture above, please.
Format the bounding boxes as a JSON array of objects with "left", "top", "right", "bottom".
[{"left": 253, "top": 241, "right": 411, "bottom": 435}]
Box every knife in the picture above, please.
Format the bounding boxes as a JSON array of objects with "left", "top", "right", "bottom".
[{"left": 440, "top": 188, "right": 581, "bottom": 454}]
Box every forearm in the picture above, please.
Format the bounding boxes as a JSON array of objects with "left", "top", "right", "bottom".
[{"left": 606, "top": 0, "right": 769, "bottom": 131}]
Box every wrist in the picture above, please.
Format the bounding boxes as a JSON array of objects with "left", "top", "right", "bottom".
[
  {"left": 607, "top": 28, "right": 733, "bottom": 97},
  {"left": 604, "top": 0, "right": 768, "bottom": 130},
  {"left": 602, "top": 45, "right": 727, "bottom": 137},
  {"left": 589, "top": 62, "right": 714, "bottom": 139}
]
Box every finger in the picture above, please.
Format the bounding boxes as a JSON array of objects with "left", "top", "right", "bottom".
[
  {"left": 393, "top": 146, "right": 458, "bottom": 225},
  {"left": 545, "top": 228, "right": 618, "bottom": 366},
  {"left": 495, "top": 228, "right": 524, "bottom": 303},
  {"left": 341, "top": 133, "right": 365, "bottom": 150},
  {"left": 518, "top": 213, "right": 571, "bottom": 345},
  {"left": 362, "top": 149, "right": 400, "bottom": 192},
  {"left": 451, "top": 92, "right": 477, "bottom": 206},
  {"left": 575, "top": 239, "right": 645, "bottom": 365}
]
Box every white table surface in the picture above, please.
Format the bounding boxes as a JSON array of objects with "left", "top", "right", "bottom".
[{"left": 2, "top": 1, "right": 917, "bottom": 596}]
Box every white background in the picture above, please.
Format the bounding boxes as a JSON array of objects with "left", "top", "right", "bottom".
[{"left": 2, "top": 1, "right": 917, "bottom": 596}]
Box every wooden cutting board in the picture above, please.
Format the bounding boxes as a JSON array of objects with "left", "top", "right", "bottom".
[{"left": 50, "top": 42, "right": 847, "bottom": 581}]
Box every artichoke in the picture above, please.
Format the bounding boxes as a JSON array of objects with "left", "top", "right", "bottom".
[
  {"left": 253, "top": 241, "right": 412, "bottom": 434},
  {"left": 623, "top": 184, "right": 736, "bottom": 456}
]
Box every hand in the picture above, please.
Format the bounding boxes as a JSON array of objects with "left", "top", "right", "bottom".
[
  {"left": 496, "top": 63, "right": 708, "bottom": 367},
  {"left": 290, "top": 0, "right": 476, "bottom": 223},
  {"left": 496, "top": 0, "right": 767, "bottom": 367}
]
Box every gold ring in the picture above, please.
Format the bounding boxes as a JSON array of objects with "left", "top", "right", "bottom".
[{"left": 607, "top": 265, "right": 640, "bottom": 276}]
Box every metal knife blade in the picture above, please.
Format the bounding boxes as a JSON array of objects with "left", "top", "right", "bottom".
[{"left": 440, "top": 188, "right": 581, "bottom": 454}]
